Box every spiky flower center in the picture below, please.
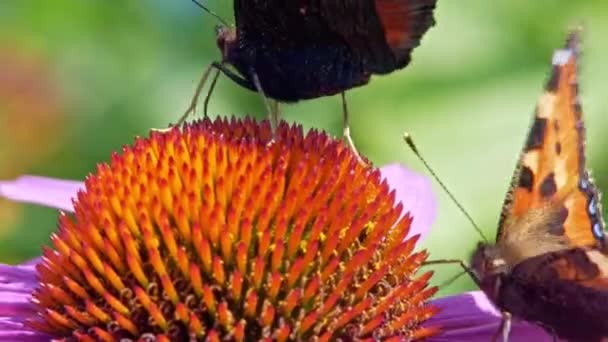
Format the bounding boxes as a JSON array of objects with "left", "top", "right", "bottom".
[{"left": 31, "top": 118, "right": 438, "bottom": 341}]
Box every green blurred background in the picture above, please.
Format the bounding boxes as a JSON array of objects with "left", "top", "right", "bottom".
[{"left": 1, "top": 1, "right": 607, "bottom": 296}]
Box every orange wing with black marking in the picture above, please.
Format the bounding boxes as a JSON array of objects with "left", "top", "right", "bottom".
[
  {"left": 472, "top": 30, "right": 608, "bottom": 342},
  {"left": 496, "top": 30, "right": 606, "bottom": 249}
]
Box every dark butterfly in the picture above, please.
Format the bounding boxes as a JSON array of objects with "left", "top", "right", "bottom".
[
  {"left": 183, "top": 0, "right": 437, "bottom": 148},
  {"left": 470, "top": 30, "right": 608, "bottom": 341}
]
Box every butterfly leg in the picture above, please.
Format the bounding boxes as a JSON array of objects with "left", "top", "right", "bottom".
[
  {"left": 205, "top": 64, "right": 279, "bottom": 139},
  {"left": 492, "top": 311, "right": 512, "bottom": 342},
  {"left": 340, "top": 92, "right": 361, "bottom": 157},
  {"left": 178, "top": 62, "right": 220, "bottom": 126},
  {"left": 202, "top": 67, "right": 221, "bottom": 118},
  {"left": 152, "top": 62, "right": 220, "bottom": 133},
  {"left": 249, "top": 69, "right": 278, "bottom": 137},
  {"left": 422, "top": 259, "right": 481, "bottom": 287},
  {"left": 270, "top": 100, "right": 281, "bottom": 132}
]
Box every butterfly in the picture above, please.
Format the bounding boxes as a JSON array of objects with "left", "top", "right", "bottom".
[
  {"left": 214, "top": 0, "right": 437, "bottom": 102},
  {"left": 470, "top": 30, "right": 608, "bottom": 341},
  {"left": 183, "top": 0, "right": 437, "bottom": 149}
]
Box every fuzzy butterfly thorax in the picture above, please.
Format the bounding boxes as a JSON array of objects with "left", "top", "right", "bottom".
[{"left": 469, "top": 30, "right": 608, "bottom": 342}]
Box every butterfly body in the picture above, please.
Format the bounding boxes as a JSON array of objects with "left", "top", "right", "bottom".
[
  {"left": 470, "top": 32, "right": 608, "bottom": 341},
  {"left": 217, "top": 24, "right": 371, "bottom": 102},
  {"left": 215, "top": 0, "right": 437, "bottom": 102}
]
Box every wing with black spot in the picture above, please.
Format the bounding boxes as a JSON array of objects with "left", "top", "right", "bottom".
[{"left": 496, "top": 31, "right": 606, "bottom": 250}]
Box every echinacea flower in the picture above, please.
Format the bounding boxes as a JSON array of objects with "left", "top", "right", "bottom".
[{"left": 0, "top": 117, "right": 555, "bottom": 341}]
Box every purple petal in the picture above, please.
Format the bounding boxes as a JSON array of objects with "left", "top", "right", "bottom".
[
  {"left": 380, "top": 163, "right": 437, "bottom": 240},
  {"left": 0, "top": 260, "right": 52, "bottom": 341},
  {"left": 0, "top": 175, "right": 83, "bottom": 212},
  {"left": 427, "top": 291, "right": 559, "bottom": 341}
]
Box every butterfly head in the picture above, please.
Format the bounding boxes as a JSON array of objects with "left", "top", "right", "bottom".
[
  {"left": 471, "top": 242, "right": 509, "bottom": 300},
  {"left": 215, "top": 25, "right": 237, "bottom": 61}
]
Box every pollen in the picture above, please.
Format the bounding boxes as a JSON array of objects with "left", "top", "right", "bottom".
[{"left": 30, "top": 117, "right": 439, "bottom": 340}]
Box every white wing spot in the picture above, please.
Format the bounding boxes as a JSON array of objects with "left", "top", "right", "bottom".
[
  {"left": 552, "top": 49, "right": 573, "bottom": 66},
  {"left": 522, "top": 150, "right": 539, "bottom": 172},
  {"left": 537, "top": 94, "right": 556, "bottom": 119}
]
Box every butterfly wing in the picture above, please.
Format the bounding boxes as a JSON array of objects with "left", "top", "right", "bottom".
[
  {"left": 502, "top": 248, "right": 608, "bottom": 340},
  {"left": 232, "top": 0, "right": 291, "bottom": 41},
  {"left": 318, "top": 0, "right": 438, "bottom": 73},
  {"left": 473, "top": 30, "right": 608, "bottom": 341},
  {"left": 497, "top": 30, "right": 607, "bottom": 250},
  {"left": 233, "top": 0, "right": 437, "bottom": 74}
]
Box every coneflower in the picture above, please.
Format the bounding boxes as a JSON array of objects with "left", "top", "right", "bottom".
[{"left": 1, "top": 117, "right": 445, "bottom": 341}]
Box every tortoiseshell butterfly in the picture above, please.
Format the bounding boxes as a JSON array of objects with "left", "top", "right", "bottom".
[{"left": 471, "top": 30, "right": 608, "bottom": 341}]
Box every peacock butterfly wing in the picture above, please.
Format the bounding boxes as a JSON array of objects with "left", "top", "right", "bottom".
[{"left": 217, "top": 0, "right": 438, "bottom": 101}]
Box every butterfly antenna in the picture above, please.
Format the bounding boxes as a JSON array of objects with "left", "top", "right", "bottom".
[
  {"left": 403, "top": 133, "right": 489, "bottom": 243},
  {"left": 191, "top": 0, "right": 230, "bottom": 27}
]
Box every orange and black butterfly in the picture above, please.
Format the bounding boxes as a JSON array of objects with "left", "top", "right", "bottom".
[{"left": 470, "top": 30, "right": 608, "bottom": 341}]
